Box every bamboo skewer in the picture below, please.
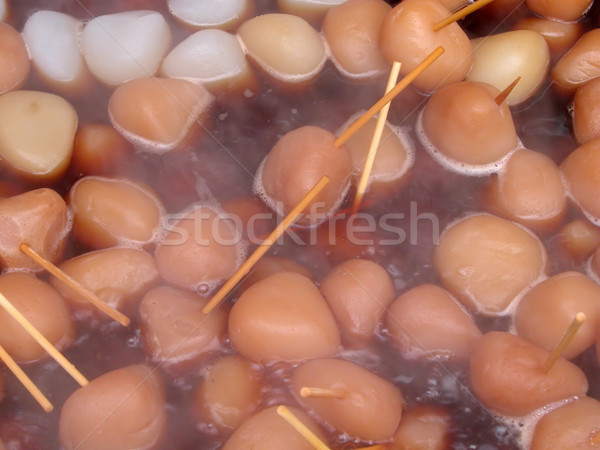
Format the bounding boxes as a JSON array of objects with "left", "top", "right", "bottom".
[
  {"left": 300, "top": 387, "right": 347, "bottom": 399},
  {"left": 541, "top": 312, "right": 586, "bottom": 374},
  {"left": 0, "top": 291, "right": 89, "bottom": 386},
  {"left": 19, "top": 243, "right": 130, "bottom": 327},
  {"left": 433, "top": 0, "right": 497, "bottom": 31},
  {"left": 277, "top": 405, "right": 330, "bottom": 450},
  {"left": 0, "top": 344, "right": 53, "bottom": 412},
  {"left": 351, "top": 61, "right": 402, "bottom": 215},
  {"left": 201, "top": 176, "right": 330, "bottom": 314},
  {"left": 334, "top": 46, "right": 445, "bottom": 148},
  {"left": 495, "top": 77, "right": 521, "bottom": 105}
]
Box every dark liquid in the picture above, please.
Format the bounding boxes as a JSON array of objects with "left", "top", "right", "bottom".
[{"left": 1, "top": 0, "right": 600, "bottom": 449}]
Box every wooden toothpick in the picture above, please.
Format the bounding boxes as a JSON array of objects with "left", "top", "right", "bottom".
[
  {"left": 300, "top": 386, "right": 347, "bottom": 399},
  {"left": 541, "top": 312, "right": 586, "bottom": 374},
  {"left": 351, "top": 61, "right": 402, "bottom": 215},
  {"left": 0, "top": 344, "right": 53, "bottom": 412},
  {"left": 201, "top": 176, "right": 330, "bottom": 314},
  {"left": 20, "top": 243, "right": 130, "bottom": 326},
  {"left": 0, "top": 291, "right": 88, "bottom": 386},
  {"left": 433, "top": 0, "right": 497, "bottom": 31},
  {"left": 277, "top": 405, "right": 330, "bottom": 450}
]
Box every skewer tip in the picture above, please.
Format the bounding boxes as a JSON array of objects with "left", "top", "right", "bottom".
[
  {"left": 541, "top": 312, "right": 586, "bottom": 374},
  {"left": 300, "top": 386, "right": 346, "bottom": 399},
  {"left": 300, "top": 387, "right": 310, "bottom": 398},
  {"left": 494, "top": 76, "right": 521, "bottom": 105},
  {"left": 43, "top": 403, "right": 54, "bottom": 413},
  {"left": 0, "top": 344, "right": 54, "bottom": 412}
]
